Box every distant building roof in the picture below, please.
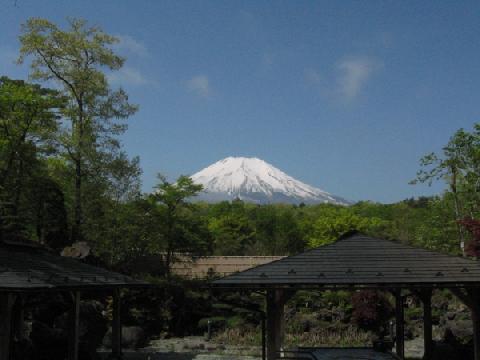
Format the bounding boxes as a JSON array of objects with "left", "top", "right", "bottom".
[
  {"left": 212, "top": 232, "right": 480, "bottom": 289},
  {"left": 0, "top": 240, "right": 147, "bottom": 291}
]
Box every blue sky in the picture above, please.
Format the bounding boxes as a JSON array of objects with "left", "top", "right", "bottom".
[{"left": 1, "top": 0, "right": 480, "bottom": 203}]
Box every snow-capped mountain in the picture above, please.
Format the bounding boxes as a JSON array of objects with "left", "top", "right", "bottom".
[{"left": 190, "top": 157, "right": 350, "bottom": 205}]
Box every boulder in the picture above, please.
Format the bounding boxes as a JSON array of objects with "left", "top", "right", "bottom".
[
  {"left": 445, "top": 320, "right": 473, "bottom": 343},
  {"left": 103, "top": 326, "right": 146, "bottom": 349}
]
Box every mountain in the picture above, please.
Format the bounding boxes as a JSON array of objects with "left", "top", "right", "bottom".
[{"left": 190, "top": 157, "right": 350, "bottom": 205}]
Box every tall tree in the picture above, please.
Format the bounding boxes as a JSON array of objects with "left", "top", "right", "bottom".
[
  {"left": 18, "top": 17, "right": 138, "bottom": 242},
  {"left": 0, "top": 77, "right": 65, "bottom": 241},
  {"left": 151, "top": 175, "right": 208, "bottom": 275},
  {"left": 412, "top": 125, "right": 480, "bottom": 253}
]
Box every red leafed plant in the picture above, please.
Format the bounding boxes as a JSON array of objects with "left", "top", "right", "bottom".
[
  {"left": 351, "top": 290, "right": 393, "bottom": 333},
  {"left": 458, "top": 218, "right": 480, "bottom": 257}
]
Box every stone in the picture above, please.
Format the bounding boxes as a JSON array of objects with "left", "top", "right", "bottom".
[{"left": 103, "top": 326, "right": 146, "bottom": 349}]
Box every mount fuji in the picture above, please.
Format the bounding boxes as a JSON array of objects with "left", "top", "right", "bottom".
[{"left": 190, "top": 157, "right": 350, "bottom": 205}]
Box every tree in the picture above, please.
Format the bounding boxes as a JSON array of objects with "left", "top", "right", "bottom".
[
  {"left": 250, "top": 205, "right": 305, "bottom": 255},
  {"left": 306, "top": 206, "right": 389, "bottom": 248},
  {"left": 18, "top": 17, "right": 138, "bottom": 242},
  {"left": 151, "top": 175, "right": 207, "bottom": 275},
  {"left": 351, "top": 290, "right": 393, "bottom": 334},
  {"left": 208, "top": 200, "right": 256, "bottom": 255},
  {"left": 458, "top": 218, "right": 480, "bottom": 258},
  {"left": 412, "top": 125, "right": 480, "bottom": 253},
  {"left": 0, "top": 77, "right": 65, "bottom": 241}
]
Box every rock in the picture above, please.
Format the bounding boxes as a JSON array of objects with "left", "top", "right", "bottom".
[
  {"left": 446, "top": 311, "right": 456, "bottom": 321},
  {"left": 445, "top": 320, "right": 473, "bottom": 343},
  {"left": 103, "top": 326, "right": 146, "bottom": 349},
  {"left": 79, "top": 301, "right": 108, "bottom": 357},
  {"left": 61, "top": 241, "right": 91, "bottom": 259}
]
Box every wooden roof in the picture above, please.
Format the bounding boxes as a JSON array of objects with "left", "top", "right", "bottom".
[
  {"left": 0, "top": 240, "right": 146, "bottom": 292},
  {"left": 212, "top": 233, "right": 480, "bottom": 289}
]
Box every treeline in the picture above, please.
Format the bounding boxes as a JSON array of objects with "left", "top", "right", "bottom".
[{"left": 1, "top": 17, "right": 479, "bottom": 277}]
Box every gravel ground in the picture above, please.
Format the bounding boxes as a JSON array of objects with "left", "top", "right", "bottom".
[{"left": 99, "top": 336, "right": 425, "bottom": 360}]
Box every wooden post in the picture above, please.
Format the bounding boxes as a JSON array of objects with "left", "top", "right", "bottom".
[
  {"left": 452, "top": 288, "right": 480, "bottom": 360},
  {"left": 111, "top": 288, "right": 122, "bottom": 359},
  {"left": 0, "top": 293, "right": 16, "bottom": 360},
  {"left": 261, "top": 313, "right": 266, "bottom": 360},
  {"left": 420, "top": 289, "right": 433, "bottom": 360},
  {"left": 468, "top": 289, "right": 480, "bottom": 360},
  {"left": 13, "top": 295, "right": 25, "bottom": 341},
  {"left": 266, "top": 289, "right": 287, "bottom": 360},
  {"left": 68, "top": 291, "right": 81, "bottom": 360},
  {"left": 395, "top": 290, "right": 405, "bottom": 359}
]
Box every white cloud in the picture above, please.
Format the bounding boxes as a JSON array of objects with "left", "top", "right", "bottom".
[
  {"left": 336, "top": 56, "right": 381, "bottom": 100},
  {"left": 186, "top": 75, "right": 210, "bottom": 97},
  {"left": 107, "top": 66, "right": 151, "bottom": 86},
  {"left": 114, "top": 35, "right": 148, "bottom": 57}
]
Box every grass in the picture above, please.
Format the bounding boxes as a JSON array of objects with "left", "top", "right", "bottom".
[{"left": 213, "top": 326, "right": 372, "bottom": 348}]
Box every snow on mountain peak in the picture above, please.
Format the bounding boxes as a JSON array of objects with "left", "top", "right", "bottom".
[{"left": 190, "top": 157, "right": 350, "bottom": 205}]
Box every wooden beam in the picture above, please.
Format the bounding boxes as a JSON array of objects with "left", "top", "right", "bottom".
[
  {"left": 419, "top": 289, "right": 433, "bottom": 360},
  {"left": 68, "top": 291, "right": 81, "bottom": 360},
  {"left": 266, "top": 289, "right": 289, "bottom": 360},
  {"left": 111, "top": 288, "right": 122, "bottom": 359},
  {"left": 0, "top": 293, "right": 16, "bottom": 360},
  {"left": 395, "top": 290, "right": 405, "bottom": 359}
]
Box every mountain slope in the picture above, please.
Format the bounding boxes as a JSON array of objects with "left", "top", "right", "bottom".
[{"left": 190, "top": 157, "right": 350, "bottom": 205}]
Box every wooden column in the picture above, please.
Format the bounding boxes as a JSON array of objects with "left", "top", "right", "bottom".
[
  {"left": 265, "top": 289, "right": 295, "bottom": 360},
  {"left": 473, "top": 304, "right": 480, "bottom": 360},
  {"left": 452, "top": 288, "right": 480, "bottom": 360},
  {"left": 13, "top": 295, "right": 25, "bottom": 341},
  {"left": 0, "top": 293, "right": 16, "bottom": 360},
  {"left": 266, "top": 290, "right": 283, "bottom": 360},
  {"left": 111, "top": 288, "right": 122, "bottom": 359},
  {"left": 261, "top": 313, "right": 266, "bottom": 360},
  {"left": 420, "top": 289, "right": 433, "bottom": 360},
  {"left": 468, "top": 289, "right": 480, "bottom": 360},
  {"left": 68, "top": 291, "right": 81, "bottom": 360},
  {"left": 395, "top": 290, "right": 405, "bottom": 359}
]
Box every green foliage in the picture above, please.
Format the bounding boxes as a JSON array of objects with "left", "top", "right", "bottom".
[
  {"left": 18, "top": 17, "right": 138, "bottom": 242},
  {"left": 148, "top": 175, "right": 210, "bottom": 273},
  {"left": 412, "top": 123, "right": 480, "bottom": 253},
  {"left": 306, "top": 206, "right": 390, "bottom": 247},
  {"left": 209, "top": 211, "right": 255, "bottom": 255},
  {"left": 0, "top": 77, "right": 67, "bottom": 244}
]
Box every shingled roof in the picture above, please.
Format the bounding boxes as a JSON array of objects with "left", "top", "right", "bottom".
[
  {"left": 0, "top": 240, "right": 146, "bottom": 291},
  {"left": 212, "top": 233, "right": 480, "bottom": 289}
]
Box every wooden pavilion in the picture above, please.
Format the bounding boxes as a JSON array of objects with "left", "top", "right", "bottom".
[
  {"left": 212, "top": 232, "right": 480, "bottom": 360},
  {"left": 0, "top": 239, "right": 147, "bottom": 360}
]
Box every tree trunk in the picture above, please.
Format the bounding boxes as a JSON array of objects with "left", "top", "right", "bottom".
[
  {"left": 71, "top": 158, "right": 82, "bottom": 243},
  {"left": 71, "top": 102, "right": 84, "bottom": 244},
  {"left": 451, "top": 167, "right": 466, "bottom": 255}
]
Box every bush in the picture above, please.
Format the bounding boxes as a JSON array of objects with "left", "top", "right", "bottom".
[{"left": 351, "top": 291, "right": 393, "bottom": 334}]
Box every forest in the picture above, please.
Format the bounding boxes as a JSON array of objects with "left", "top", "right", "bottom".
[{"left": 3, "top": 17, "right": 480, "bottom": 358}]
